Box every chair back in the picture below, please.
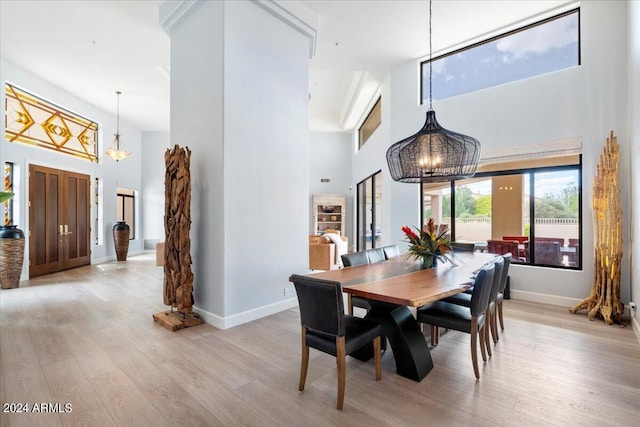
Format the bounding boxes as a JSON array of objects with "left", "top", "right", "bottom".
[
  {"left": 502, "top": 235, "right": 528, "bottom": 243},
  {"left": 341, "top": 251, "right": 369, "bottom": 267},
  {"left": 382, "top": 244, "right": 400, "bottom": 260},
  {"left": 290, "top": 275, "right": 345, "bottom": 337},
  {"left": 469, "top": 263, "right": 495, "bottom": 317},
  {"left": 488, "top": 257, "right": 504, "bottom": 306},
  {"left": 534, "top": 241, "right": 561, "bottom": 265},
  {"left": 451, "top": 242, "right": 475, "bottom": 252},
  {"left": 487, "top": 240, "right": 519, "bottom": 257},
  {"left": 366, "top": 248, "right": 386, "bottom": 264},
  {"left": 499, "top": 253, "right": 512, "bottom": 293}
]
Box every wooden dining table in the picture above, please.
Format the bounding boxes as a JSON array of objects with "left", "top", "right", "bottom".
[{"left": 295, "top": 251, "right": 496, "bottom": 382}]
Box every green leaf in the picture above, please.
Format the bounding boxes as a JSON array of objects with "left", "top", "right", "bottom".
[{"left": 0, "top": 192, "right": 15, "bottom": 203}]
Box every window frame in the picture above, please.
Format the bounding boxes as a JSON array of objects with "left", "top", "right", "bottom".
[
  {"left": 4, "top": 162, "right": 14, "bottom": 225},
  {"left": 116, "top": 190, "right": 135, "bottom": 241},
  {"left": 421, "top": 159, "right": 582, "bottom": 270},
  {"left": 420, "top": 8, "right": 581, "bottom": 104},
  {"left": 358, "top": 97, "right": 382, "bottom": 149}
]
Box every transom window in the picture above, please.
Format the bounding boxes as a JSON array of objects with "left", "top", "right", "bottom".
[
  {"left": 5, "top": 83, "right": 99, "bottom": 162},
  {"left": 421, "top": 8, "right": 580, "bottom": 102},
  {"left": 358, "top": 97, "right": 381, "bottom": 149}
]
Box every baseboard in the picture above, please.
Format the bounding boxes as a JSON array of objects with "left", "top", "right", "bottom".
[
  {"left": 509, "top": 289, "right": 582, "bottom": 308},
  {"left": 193, "top": 297, "right": 299, "bottom": 330},
  {"left": 632, "top": 315, "right": 640, "bottom": 345}
]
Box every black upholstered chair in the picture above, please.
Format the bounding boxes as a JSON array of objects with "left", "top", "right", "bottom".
[
  {"left": 341, "top": 251, "right": 369, "bottom": 267},
  {"left": 451, "top": 241, "right": 476, "bottom": 252},
  {"left": 439, "top": 256, "right": 503, "bottom": 356},
  {"left": 496, "top": 253, "right": 512, "bottom": 334},
  {"left": 382, "top": 244, "right": 400, "bottom": 260},
  {"left": 485, "top": 256, "right": 505, "bottom": 350},
  {"left": 416, "top": 262, "right": 496, "bottom": 379},
  {"left": 290, "top": 274, "right": 382, "bottom": 409},
  {"left": 366, "top": 247, "right": 386, "bottom": 264},
  {"left": 340, "top": 251, "right": 372, "bottom": 316}
]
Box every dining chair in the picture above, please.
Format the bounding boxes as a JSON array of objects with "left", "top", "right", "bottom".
[
  {"left": 534, "top": 241, "right": 562, "bottom": 265},
  {"left": 340, "top": 251, "right": 372, "bottom": 315},
  {"left": 366, "top": 247, "right": 386, "bottom": 264},
  {"left": 382, "top": 244, "right": 400, "bottom": 260},
  {"left": 487, "top": 240, "right": 521, "bottom": 262},
  {"left": 496, "top": 253, "right": 512, "bottom": 333},
  {"left": 416, "top": 262, "right": 496, "bottom": 379},
  {"left": 451, "top": 241, "right": 475, "bottom": 252},
  {"left": 487, "top": 255, "right": 508, "bottom": 346},
  {"left": 341, "top": 251, "right": 369, "bottom": 267},
  {"left": 439, "top": 257, "right": 504, "bottom": 356},
  {"left": 290, "top": 274, "right": 382, "bottom": 409}
]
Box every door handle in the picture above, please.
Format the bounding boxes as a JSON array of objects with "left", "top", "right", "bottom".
[
  {"left": 59, "top": 225, "right": 64, "bottom": 235},
  {"left": 64, "top": 225, "right": 73, "bottom": 235}
]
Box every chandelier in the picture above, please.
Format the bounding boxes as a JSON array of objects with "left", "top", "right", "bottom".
[
  {"left": 386, "top": 0, "right": 480, "bottom": 183},
  {"left": 106, "top": 91, "right": 131, "bottom": 162}
]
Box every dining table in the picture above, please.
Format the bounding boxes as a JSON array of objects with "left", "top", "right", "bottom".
[{"left": 294, "top": 251, "right": 497, "bottom": 382}]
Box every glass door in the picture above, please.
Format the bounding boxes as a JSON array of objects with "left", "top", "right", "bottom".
[{"left": 357, "top": 171, "right": 382, "bottom": 250}]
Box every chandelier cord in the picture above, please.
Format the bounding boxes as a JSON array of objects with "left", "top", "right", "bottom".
[
  {"left": 116, "top": 91, "right": 121, "bottom": 148},
  {"left": 429, "top": 0, "right": 433, "bottom": 112}
]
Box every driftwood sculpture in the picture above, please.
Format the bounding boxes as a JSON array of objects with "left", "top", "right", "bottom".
[
  {"left": 163, "top": 144, "right": 194, "bottom": 314},
  {"left": 570, "top": 131, "right": 623, "bottom": 324}
]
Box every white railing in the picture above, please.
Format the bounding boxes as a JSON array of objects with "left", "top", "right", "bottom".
[{"left": 442, "top": 217, "right": 578, "bottom": 225}]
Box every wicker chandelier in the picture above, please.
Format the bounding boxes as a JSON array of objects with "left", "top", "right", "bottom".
[
  {"left": 106, "top": 91, "right": 131, "bottom": 162},
  {"left": 386, "top": 0, "right": 480, "bottom": 183}
]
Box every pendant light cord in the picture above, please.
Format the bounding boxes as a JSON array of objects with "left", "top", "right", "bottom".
[
  {"left": 429, "top": 0, "right": 433, "bottom": 111},
  {"left": 116, "top": 91, "right": 121, "bottom": 149}
]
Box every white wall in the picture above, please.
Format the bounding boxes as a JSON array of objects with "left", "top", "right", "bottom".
[
  {"left": 309, "top": 131, "right": 353, "bottom": 242},
  {"left": 0, "top": 60, "right": 144, "bottom": 274},
  {"left": 164, "top": 0, "right": 313, "bottom": 326},
  {"left": 351, "top": 1, "right": 631, "bottom": 303},
  {"left": 167, "top": 0, "right": 226, "bottom": 316},
  {"left": 141, "top": 131, "right": 170, "bottom": 244}
]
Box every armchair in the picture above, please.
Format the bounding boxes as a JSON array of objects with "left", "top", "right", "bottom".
[{"left": 309, "top": 234, "right": 348, "bottom": 271}]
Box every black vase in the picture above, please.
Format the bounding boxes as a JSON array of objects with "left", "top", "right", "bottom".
[
  {"left": 113, "top": 221, "right": 130, "bottom": 261},
  {"left": 0, "top": 225, "right": 26, "bottom": 289}
]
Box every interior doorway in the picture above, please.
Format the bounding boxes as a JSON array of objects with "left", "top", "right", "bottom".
[{"left": 29, "top": 164, "right": 91, "bottom": 277}]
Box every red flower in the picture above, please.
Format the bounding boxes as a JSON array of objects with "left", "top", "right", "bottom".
[{"left": 402, "top": 225, "right": 419, "bottom": 242}]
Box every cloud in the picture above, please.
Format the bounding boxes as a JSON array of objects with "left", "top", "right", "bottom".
[
  {"left": 496, "top": 15, "right": 578, "bottom": 60},
  {"left": 431, "top": 57, "right": 447, "bottom": 75}
]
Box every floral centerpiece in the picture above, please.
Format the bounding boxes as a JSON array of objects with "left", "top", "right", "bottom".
[{"left": 401, "top": 218, "right": 452, "bottom": 269}]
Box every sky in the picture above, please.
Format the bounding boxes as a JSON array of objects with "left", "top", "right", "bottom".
[{"left": 422, "top": 11, "right": 579, "bottom": 102}]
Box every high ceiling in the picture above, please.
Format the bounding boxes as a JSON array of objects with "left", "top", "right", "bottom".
[{"left": 0, "top": 0, "right": 573, "bottom": 133}]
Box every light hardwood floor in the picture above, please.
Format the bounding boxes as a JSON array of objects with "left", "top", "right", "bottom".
[{"left": 1, "top": 254, "right": 639, "bottom": 426}]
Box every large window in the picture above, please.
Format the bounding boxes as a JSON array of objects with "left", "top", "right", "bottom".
[
  {"left": 116, "top": 188, "right": 135, "bottom": 240},
  {"left": 422, "top": 163, "right": 581, "bottom": 269},
  {"left": 421, "top": 9, "right": 579, "bottom": 102}
]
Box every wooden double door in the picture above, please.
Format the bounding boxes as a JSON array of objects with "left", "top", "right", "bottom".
[{"left": 29, "top": 165, "right": 91, "bottom": 277}]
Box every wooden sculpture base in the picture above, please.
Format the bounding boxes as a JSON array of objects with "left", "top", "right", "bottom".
[{"left": 153, "top": 310, "right": 202, "bottom": 331}]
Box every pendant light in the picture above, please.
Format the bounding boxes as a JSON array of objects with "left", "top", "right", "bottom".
[
  {"left": 106, "top": 91, "right": 131, "bottom": 162},
  {"left": 386, "top": 0, "right": 480, "bottom": 183}
]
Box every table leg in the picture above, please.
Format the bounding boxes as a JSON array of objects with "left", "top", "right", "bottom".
[{"left": 350, "top": 300, "right": 433, "bottom": 382}]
